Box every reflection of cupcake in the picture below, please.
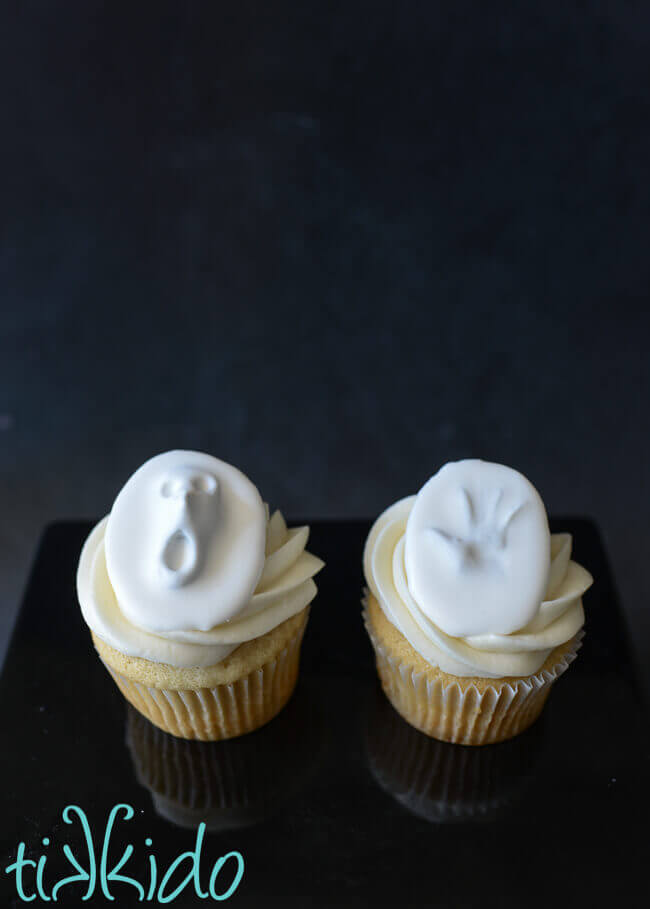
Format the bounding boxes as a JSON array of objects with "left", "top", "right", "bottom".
[
  {"left": 78, "top": 451, "right": 324, "bottom": 740},
  {"left": 363, "top": 460, "right": 592, "bottom": 745},
  {"left": 366, "top": 684, "right": 540, "bottom": 822},
  {"left": 126, "top": 681, "right": 323, "bottom": 830}
]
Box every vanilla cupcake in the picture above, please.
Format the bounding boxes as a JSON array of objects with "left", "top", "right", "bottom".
[
  {"left": 78, "top": 450, "right": 324, "bottom": 740},
  {"left": 363, "top": 459, "right": 592, "bottom": 745}
]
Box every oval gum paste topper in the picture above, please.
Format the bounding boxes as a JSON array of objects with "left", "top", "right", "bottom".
[
  {"left": 104, "top": 451, "right": 267, "bottom": 633},
  {"left": 404, "top": 460, "right": 551, "bottom": 637}
]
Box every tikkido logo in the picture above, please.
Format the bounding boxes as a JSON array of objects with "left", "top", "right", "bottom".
[{"left": 4, "top": 804, "right": 244, "bottom": 903}]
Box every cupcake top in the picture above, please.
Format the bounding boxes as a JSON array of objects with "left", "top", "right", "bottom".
[
  {"left": 364, "top": 459, "right": 593, "bottom": 679},
  {"left": 78, "top": 451, "right": 324, "bottom": 667}
]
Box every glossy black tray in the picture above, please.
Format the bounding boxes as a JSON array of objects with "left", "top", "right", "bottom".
[{"left": 1, "top": 520, "right": 648, "bottom": 907}]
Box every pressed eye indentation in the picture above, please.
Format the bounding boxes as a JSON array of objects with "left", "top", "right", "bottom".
[
  {"left": 160, "top": 471, "right": 217, "bottom": 499},
  {"left": 191, "top": 472, "right": 217, "bottom": 495},
  {"left": 160, "top": 479, "right": 175, "bottom": 498}
]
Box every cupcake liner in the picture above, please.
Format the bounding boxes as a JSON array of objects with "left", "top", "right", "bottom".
[
  {"left": 365, "top": 684, "right": 542, "bottom": 822},
  {"left": 363, "top": 598, "right": 583, "bottom": 745},
  {"left": 102, "top": 621, "right": 305, "bottom": 741}
]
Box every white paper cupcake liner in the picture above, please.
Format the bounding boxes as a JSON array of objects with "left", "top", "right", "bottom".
[
  {"left": 363, "top": 596, "right": 583, "bottom": 745},
  {"left": 100, "top": 624, "right": 304, "bottom": 741}
]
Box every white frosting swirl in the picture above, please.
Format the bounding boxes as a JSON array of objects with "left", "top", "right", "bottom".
[
  {"left": 77, "top": 452, "right": 323, "bottom": 667},
  {"left": 364, "top": 488, "right": 593, "bottom": 679}
]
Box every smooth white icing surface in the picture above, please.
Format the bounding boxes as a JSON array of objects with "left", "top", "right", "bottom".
[
  {"left": 105, "top": 451, "right": 267, "bottom": 632},
  {"left": 404, "top": 460, "right": 551, "bottom": 637},
  {"left": 78, "top": 452, "right": 323, "bottom": 668},
  {"left": 364, "top": 465, "right": 593, "bottom": 679}
]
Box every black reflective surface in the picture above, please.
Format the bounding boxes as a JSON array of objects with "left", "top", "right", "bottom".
[{"left": 1, "top": 520, "right": 648, "bottom": 907}]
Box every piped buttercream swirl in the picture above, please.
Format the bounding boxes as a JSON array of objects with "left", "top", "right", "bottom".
[{"left": 79, "top": 509, "right": 322, "bottom": 667}]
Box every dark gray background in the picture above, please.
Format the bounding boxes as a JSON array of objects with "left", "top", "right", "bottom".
[{"left": 1, "top": 3, "right": 648, "bottom": 686}]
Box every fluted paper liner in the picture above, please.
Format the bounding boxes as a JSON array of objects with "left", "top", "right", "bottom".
[
  {"left": 102, "top": 623, "right": 305, "bottom": 741},
  {"left": 363, "top": 597, "right": 583, "bottom": 745}
]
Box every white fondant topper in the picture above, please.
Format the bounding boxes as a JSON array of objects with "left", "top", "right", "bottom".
[
  {"left": 105, "top": 451, "right": 267, "bottom": 633},
  {"left": 404, "top": 460, "right": 551, "bottom": 637}
]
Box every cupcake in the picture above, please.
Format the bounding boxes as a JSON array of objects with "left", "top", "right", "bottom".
[
  {"left": 363, "top": 459, "right": 593, "bottom": 745},
  {"left": 77, "top": 450, "right": 324, "bottom": 740}
]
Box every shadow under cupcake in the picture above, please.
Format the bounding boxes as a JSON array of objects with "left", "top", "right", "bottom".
[
  {"left": 126, "top": 681, "right": 325, "bottom": 831},
  {"left": 365, "top": 684, "right": 543, "bottom": 824}
]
